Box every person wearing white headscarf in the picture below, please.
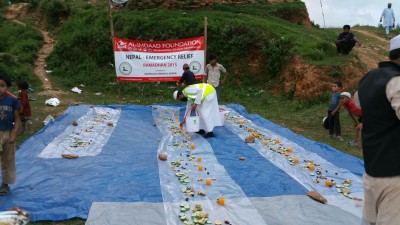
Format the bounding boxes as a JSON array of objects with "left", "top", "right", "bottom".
[
  {"left": 173, "top": 83, "right": 222, "bottom": 138},
  {"left": 380, "top": 3, "right": 395, "bottom": 37}
]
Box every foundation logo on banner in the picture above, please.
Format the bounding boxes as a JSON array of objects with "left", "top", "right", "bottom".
[
  {"left": 189, "top": 61, "right": 201, "bottom": 74},
  {"left": 117, "top": 40, "right": 127, "bottom": 49},
  {"left": 119, "top": 62, "right": 132, "bottom": 75}
]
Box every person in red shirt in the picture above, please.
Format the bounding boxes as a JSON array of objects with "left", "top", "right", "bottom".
[
  {"left": 340, "top": 92, "right": 362, "bottom": 147},
  {"left": 18, "top": 81, "right": 33, "bottom": 134}
]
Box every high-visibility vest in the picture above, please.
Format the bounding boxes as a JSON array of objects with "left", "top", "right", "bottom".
[{"left": 183, "top": 83, "right": 215, "bottom": 102}]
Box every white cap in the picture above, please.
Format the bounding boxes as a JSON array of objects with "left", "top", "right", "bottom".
[
  {"left": 173, "top": 91, "right": 178, "bottom": 100},
  {"left": 390, "top": 35, "right": 400, "bottom": 51},
  {"left": 340, "top": 92, "right": 351, "bottom": 99}
]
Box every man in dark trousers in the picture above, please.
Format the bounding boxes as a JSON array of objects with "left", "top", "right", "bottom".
[
  {"left": 335, "top": 25, "right": 361, "bottom": 55},
  {"left": 176, "top": 63, "right": 196, "bottom": 87},
  {"left": 357, "top": 34, "right": 400, "bottom": 225}
]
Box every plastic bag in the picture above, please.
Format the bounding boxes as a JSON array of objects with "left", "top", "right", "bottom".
[
  {"left": 45, "top": 98, "right": 60, "bottom": 107},
  {"left": 43, "top": 115, "right": 55, "bottom": 126},
  {"left": 71, "top": 87, "right": 82, "bottom": 94}
]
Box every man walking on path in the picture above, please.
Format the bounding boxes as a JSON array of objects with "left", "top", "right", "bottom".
[{"left": 380, "top": 3, "right": 395, "bottom": 38}]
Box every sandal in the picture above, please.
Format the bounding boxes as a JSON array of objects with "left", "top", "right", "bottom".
[{"left": 0, "top": 184, "right": 11, "bottom": 196}]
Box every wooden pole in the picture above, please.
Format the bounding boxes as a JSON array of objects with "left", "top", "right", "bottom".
[
  {"left": 108, "top": 0, "right": 121, "bottom": 102},
  {"left": 108, "top": 0, "right": 115, "bottom": 38},
  {"left": 203, "top": 17, "right": 208, "bottom": 83}
]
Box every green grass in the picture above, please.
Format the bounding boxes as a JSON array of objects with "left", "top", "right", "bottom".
[
  {"left": 355, "top": 25, "right": 400, "bottom": 39},
  {"left": 0, "top": 17, "right": 42, "bottom": 87}
]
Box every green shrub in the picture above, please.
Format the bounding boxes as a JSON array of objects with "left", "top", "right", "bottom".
[
  {"left": 9, "top": 40, "right": 40, "bottom": 63},
  {"left": 262, "top": 37, "right": 293, "bottom": 77},
  {"left": 208, "top": 21, "right": 263, "bottom": 58},
  {"left": 39, "top": 0, "right": 70, "bottom": 28},
  {"left": 303, "top": 48, "right": 325, "bottom": 61},
  {"left": 46, "top": 10, "right": 114, "bottom": 86},
  {"left": 0, "top": 16, "right": 43, "bottom": 88},
  {"left": 300, "top": 41, "right": 334, "bottom": 61},
  {"left": 126, "top": 0, "right": 163, "bottom": 10},
  {"left": 28, "top": 0, "right": 40, "bottom": 9},
  {"left": 315, "top": 41, "right": 334, "bottom": 53},
  {"left": 329, "top": 69, "right": 342, "bottom": 78},
  {"left": 0, "top": 20, "right": 42, "bottom": 63}
]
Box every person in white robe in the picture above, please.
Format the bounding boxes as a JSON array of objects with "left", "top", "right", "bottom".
[
  {"left": 380, "top": 3, "right": 395, "bottom": 37},
  {"left": 173, "top": 83, "right": 222, "bottom": 138}
]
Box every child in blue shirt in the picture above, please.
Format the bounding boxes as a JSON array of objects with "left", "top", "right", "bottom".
[
  {"left": 0, "top": 72, "right": 21, "bottom": 196},
  {"left": 327, "top": 81, "right": 344, "bottom": 141}
]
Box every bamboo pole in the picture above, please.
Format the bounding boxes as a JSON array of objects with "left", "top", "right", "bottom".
[
  {"left": 108, "top": 0, "right": 121, "bottom": 102},
  {"left": 203, "top": 17, "right": 208, "bottom": 83}
]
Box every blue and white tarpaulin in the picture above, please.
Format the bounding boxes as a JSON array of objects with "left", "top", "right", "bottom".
[
  {"left": 39, "top": 107, "right": 121, "bottom": 158},
  {"left": 0, "top": 104, "right": 365, "bottom": 224}
]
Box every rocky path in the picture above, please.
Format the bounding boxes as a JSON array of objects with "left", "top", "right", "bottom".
[
  {"left": 3, "top": 3, "right": 63, "bottom": 98},
  {"left": 32, "top": 29, "right": 57, "bottom": 95},
  {"left": 353, "top": 29, "right": 389, "bottom": 71}
]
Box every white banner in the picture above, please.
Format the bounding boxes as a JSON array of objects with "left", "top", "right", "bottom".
[{"left": 114, "top": 37, "right": 205, "bottom": 82}]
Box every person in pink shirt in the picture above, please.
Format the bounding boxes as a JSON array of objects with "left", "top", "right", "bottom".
[{"left": 340, "top": 92, "right": 362, "bottom": 147}]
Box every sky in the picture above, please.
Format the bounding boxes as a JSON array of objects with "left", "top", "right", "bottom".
[{"left": 302, "top": 0, "right": 393, "bottom": 28}]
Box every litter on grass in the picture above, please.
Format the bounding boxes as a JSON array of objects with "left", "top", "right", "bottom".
[
  {"left": 45, "top": 98, "right": 60, "bottom": 107},
  {"left": 71, "top": 87, "right": 82, "bottom": 94},
  {"left": 43, "top": 115, "right": 55, "bottom": 126}
]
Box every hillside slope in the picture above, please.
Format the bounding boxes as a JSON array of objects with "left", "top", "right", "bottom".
[
  {"left": 1, "top": 1, "right": 392, "bottom": 100},
  {"left": 282, "top": 28, "right": 389, "bottom": 98}
]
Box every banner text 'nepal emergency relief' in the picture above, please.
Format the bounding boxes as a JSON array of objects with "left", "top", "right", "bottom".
[{"left": 114, "top": 36, "right": 205, "bottom": 82}]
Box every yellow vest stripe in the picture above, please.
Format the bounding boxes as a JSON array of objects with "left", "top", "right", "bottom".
[{"left": 183, "top": 84, "right": 215, "bottom": 102}]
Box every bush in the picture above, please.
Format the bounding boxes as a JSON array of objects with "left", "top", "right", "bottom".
[
  {"left": 39, "top": 0, "right": 70, "bottom": 28},
  {"left": 0, "top": 20, "right": 43, "bottom": 63},
  {"left": 208, "top": 21, "right": 263, "bottom": 58},
  {"left": 46, "top": 10, "right": 114, "bottom": 87},
  {"left": 262, "top": 37, "right": 293, "bottom": 77},
  {"left": 303, "top": 48, "right": 325, "bottom": 61},
  {"left": 126, "top": 0, "right": 163, "bottom": 10},
  {"left": 0, "top": 19, "right": 42, "bottom": 88},
  {"left": 300, "top": 40, "right": 334, "bottom": 62},
  {"left": 28, "top": 0, "right": 40, "bottom": 9}
]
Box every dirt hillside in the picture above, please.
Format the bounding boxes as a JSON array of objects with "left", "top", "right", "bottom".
[
  {"left": 2, "top": 2, "right": 388, "bottom": 100},
  {"left": 281, "top": 30, "right": 389, "bottom": 99}
]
